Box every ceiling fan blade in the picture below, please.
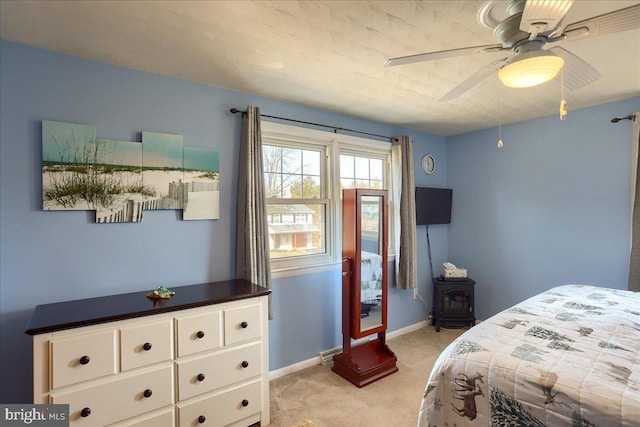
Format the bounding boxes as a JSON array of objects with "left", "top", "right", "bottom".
[
  {"left": 439, "top": 57, "right": 510, "bottom": 102},
  {"left": 384, "top": 44, "right": 506, "bottom": 67},
  {"left": 561, "top": 3, "right": 640, "bottom": 41},
  {"left": 550, "top": 47, "right": 602, "bottom": 90},
  {"left": 520, "top": 0, "right": 574, "bottom": 38}
]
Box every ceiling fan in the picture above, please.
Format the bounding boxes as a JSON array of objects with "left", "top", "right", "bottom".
[{"left": 384, "top": 0, "right": 640, "bottom": 101}]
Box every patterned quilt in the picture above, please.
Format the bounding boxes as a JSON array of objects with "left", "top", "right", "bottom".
[{"left": 418, "top": 285, "right": 640, "bottom": 427}]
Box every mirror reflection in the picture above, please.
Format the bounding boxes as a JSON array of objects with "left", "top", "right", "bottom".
[{"left": 360, "top": 195, "right": 383, "bottom": 333}]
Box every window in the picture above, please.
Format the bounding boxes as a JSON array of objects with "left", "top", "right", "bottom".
[
  {"left": 262, "top": 144, "right": 326, "bottom": 259},
  {"left": 339, "top": 154, "right": 384, "bottom": 190},
  {"left": 261, "top": 121, "right": 392, "bottom": 275}
]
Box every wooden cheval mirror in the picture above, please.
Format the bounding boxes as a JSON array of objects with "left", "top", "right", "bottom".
[{"left": 332, "top": 188, "right": 398, "bottom": 387}]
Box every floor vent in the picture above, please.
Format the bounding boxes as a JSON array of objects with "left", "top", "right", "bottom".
[{"left": 318, "top": 347, "right": 342, "bottom": 366}]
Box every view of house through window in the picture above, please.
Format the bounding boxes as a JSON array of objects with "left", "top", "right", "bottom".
[{"left": 263, "top": 144, "right": 326, "bottom": 259}]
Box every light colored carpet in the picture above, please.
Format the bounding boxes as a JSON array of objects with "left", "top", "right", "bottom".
[
  {"left": 288, "top": 421, "right": 315, "bottom": 427},
  {"left": 270, "top": 326, "right": 464, "bottom": 427}
]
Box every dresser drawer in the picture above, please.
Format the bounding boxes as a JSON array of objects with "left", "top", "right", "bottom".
[
  {"left": 107, "top": 407, "right": 175, "bottom": 427},
  {"left": 176, "top": 342, "right": 261, "bottom": 401},
  {"left": 52, "top": 364, "right": 173, "bottom": 426},
  {"left": 175, "top": 311, "right": 222, "bottom": 358},
  {"left": 51, "top": 330, "right": 116, "bottom": 389},
  {"left": 224, "top": 304, "right": 261, "bottom": 346},
  {"left": 177, "top": 380, "right": 261, "bottom": 427},
  {"left": 120, "top": 319, "right": 172, "bottom": 371}
]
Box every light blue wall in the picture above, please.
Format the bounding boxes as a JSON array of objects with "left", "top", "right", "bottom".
[
  {"left": 0, "top": 41, "right": 445, "bottom": 403},
  {"left": 447, "top": 97, "right": 639, "bottom": 320}
]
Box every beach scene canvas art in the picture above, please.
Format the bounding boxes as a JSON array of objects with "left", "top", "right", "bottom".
[
  {"left": 42, "top": 120, "right": 220, "bottom": 223},
  {"left": 182, "top": 146, "right": 220, "bottom": 220}
]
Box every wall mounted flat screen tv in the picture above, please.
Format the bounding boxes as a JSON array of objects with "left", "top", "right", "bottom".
[{"left": 415, "top": 187, "right": 452, "bottom": 225}]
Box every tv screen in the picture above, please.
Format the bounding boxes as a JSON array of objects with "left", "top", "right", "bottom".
[{"left": 415, "top": 187, "right": 452, "bottom": 225}]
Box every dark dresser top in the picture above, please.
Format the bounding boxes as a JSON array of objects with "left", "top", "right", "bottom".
[{"left": 26, "top": 279, "right": 271, "bottom": 335}]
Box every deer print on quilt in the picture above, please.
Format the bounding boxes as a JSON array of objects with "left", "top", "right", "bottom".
[{"left": 418, "top": 285, "right": 640, "bottom": 427}]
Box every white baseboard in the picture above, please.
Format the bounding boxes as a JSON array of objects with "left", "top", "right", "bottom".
[
  {"left": 387, "top": 319, "right": 429, "bottom": 339},
  {"left": 269, "top": 356, "right": 319, "bottom": 381},
  {"left": 268, "top": 320, "right": 429, "bottom": 381}
]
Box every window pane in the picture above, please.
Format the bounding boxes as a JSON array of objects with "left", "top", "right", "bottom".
[
  {"left": 282, "top": 214, "right": 294, "bottom": 223},
  {"left": 370, "top": 158, "right": 383, "bottom": 181},
  {"left": 263, "top": 146, "right": 282, "bottom": 173},
  {"left": 340, "top": 155, "right": 354, "bottom": 179},
  {"left": 281, "top": 174, "right": 300, "bottom": 198},
  {"left": 303, "top": 150, "right": 320, "bottom": 176},
  {"left": 264, "top": 172, "right": 282, "bottom": 198},
  {"left": 281, "top": 147, "right": 302, "bottom": 174},
  {"left": 340, "top": 178, "right": 355, "bottom": 191},
  {"left": 354, "top": 156, "right": 370, "bottom": 179},
  {"left": 267, "top": 203, "right": 325, "bottom": 259},
  {"left": 294, "top": 176, "right": 321, "bottom": 198}
]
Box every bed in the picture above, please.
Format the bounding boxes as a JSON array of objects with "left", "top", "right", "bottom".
[{"left": 418, "top": 284, "right": 640, "bottom": 426}]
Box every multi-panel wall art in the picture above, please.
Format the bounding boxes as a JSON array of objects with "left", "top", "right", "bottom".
[{"left": 42, "top": 120, "right": 219, "bottom": 223}]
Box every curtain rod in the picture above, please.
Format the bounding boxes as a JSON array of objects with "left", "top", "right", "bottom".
[
  {"left": 229, "top": 108, "right": 397, "bottom": 142},
  {"left": 611, "top": 114, "right": 636, "bottom": 123}
]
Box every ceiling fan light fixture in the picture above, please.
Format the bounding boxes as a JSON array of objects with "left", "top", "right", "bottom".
[{"left": 498, "top": 51, "right": 564, "bottom": 88}]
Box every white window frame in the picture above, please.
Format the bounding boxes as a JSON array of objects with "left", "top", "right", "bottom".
[{"left": 261, "top": 121, "right": 395, "bottom": 279}]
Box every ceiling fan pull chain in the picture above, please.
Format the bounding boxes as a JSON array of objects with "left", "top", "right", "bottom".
[
  {"left": 559, "top": 68, "right": 568, "bottom": 121},
  {"left": 497, "top": 72, "right": 504, "bottom": 149}
]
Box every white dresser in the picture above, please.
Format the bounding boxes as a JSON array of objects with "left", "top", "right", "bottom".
[{"left": 26, "top": 280, "right": 270, "bottom": 427}]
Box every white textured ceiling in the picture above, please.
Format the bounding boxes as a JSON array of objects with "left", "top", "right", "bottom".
[{"left": 1, "top": 0, "right": 639, "bottom": 136}]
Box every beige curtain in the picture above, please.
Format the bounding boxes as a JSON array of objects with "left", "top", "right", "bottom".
[
  {"left": 629, "top": 113, "right": 640, "bottom": 292},
  {"left": 391, "top": 136, "right": 418, "bottom": 289},
  {"left": 236, "top": 105, "right": 273, "bottom": 317}
]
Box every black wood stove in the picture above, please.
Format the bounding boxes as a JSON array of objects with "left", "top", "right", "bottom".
[{"left": 432, "top": 277, "right": 475, "bottom": 332}]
